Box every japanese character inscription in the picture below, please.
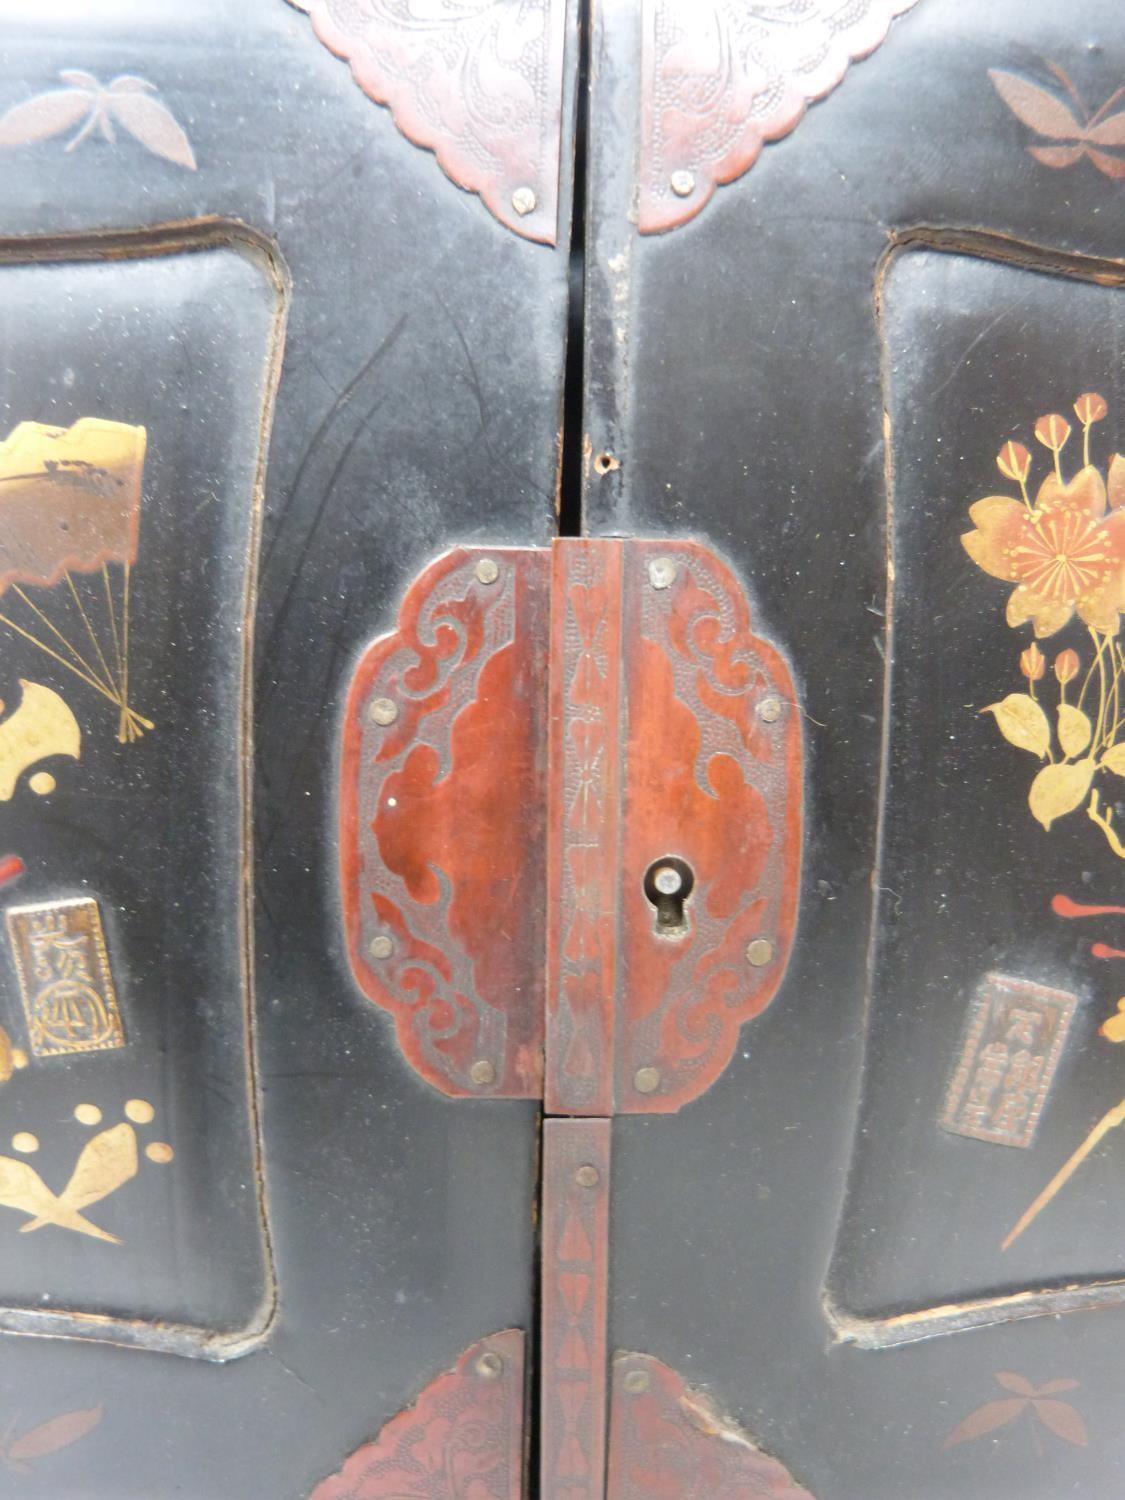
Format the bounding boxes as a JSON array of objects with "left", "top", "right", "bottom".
[
  {"left": 5, "top": 898, "right": 124, "bottom": 1058},
  {"left": 941, "top": 974, "right": 1076, "bottom": 1149}
]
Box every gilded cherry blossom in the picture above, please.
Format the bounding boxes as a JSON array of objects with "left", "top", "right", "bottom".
[{"left": 963, "top": 465, "right": 1125, "bottom": 637}]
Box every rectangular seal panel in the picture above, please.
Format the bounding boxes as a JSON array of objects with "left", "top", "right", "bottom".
[
  {"left": 6, "top": 897, "right": 123, "bottom": 1057},
  {"left": 942, "top": 973, "right": 1077, "bottom": 1149}
]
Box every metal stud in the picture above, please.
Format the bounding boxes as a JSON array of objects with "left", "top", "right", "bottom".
[
  {"left": 757, "top": 695, "right": 782, "bottom": 723},
  {"left": 476, "top": 1351, "right": 504, "bottom": 1379},
  {"left": 647, "top": 557, "right": 676, "bottom": 590},
  {"left": 511, "top": 186, "right": 537, "bottom": 216},
  {"left": 746, "top": 938, "right": 774, "bottom": 967},
  {"left": 634, "top": 1066, "right": 660, "bottom": 1094},
  {"left": 369, "top": 696, "right": 398, "bottom": 726},
  {"left": 474, "top": 557, "right": 500, "bottom": 585},
  {"left": 470, "top": 1059, "right": 496, "bottom": 1087},
  {"left": 624, "top": 1369, "right": 650, "bottom": 1394},
  {"left": 368, "top": 934, "right": 394, "bottom": 961},
  {"left": 670, "top": 169, "right": 695, "bottom": 197},
  {"left": 575, "top": 1164, "right": 600, "bottom": 1189}
]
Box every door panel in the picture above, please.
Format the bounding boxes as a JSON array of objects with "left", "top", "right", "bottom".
[
  {"left": 834, "top": 245, "right": 1125, "bottom": 1329},
  {"left": 585, "top": 2, "right": 1125, "bottom": 1496},
  {"left": 0, "top": 233, "right": 279, "bottom": 1351},
  {"left": 0, "top": 0, "right": 575, "bottom": 1493}
]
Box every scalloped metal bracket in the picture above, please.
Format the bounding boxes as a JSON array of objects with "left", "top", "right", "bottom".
[
  {"left": 288, "top": 0, "right": 566, "bottom": 244},
  {"left": 639, "top": 0, "right": 924, "bottom": 233}
]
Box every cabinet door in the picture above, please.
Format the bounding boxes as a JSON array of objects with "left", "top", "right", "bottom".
[
  {"left": 584, "top": 2, "right": 1125, "bottom": 1496},
  {"left": 0, "top": 2, "right": 575, "bottom": 1494}
]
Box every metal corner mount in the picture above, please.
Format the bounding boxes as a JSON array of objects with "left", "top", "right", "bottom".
[
  {"left": 289, "top": 0, "right": 566, "bottom": 245},
  {"left": 639, "top": 0, "right": 923, "bottom": 233}
]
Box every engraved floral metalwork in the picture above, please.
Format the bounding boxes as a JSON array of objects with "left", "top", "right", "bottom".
[
  {"left": 607, "top": 1352, "right": 815, "bottom": 1498},
  {"left": 309, "top": 1330, "right": 524, "bottom": 1499},
  {"left": 288, "top": 0, "right": 566, "bottom": 244},
  {"left": 639, "top": 0, "right": 923, "bottom": 233}
]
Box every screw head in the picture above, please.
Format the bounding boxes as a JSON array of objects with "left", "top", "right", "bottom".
[
  {"left": 757, "top": 695, "right": 782, "bottom": 723},
  {"left": 511, "top": 186, "right": 537, "bottom": 216},
  {"left": 368, "top": 934, "right": 394, "bottom": 961},
  {"left": 623, "top": 1369, "right": 650, "bottom": 1393},
  {"left": 648, "top": 557, "right": 677, "bottom": 590},
  {"left": 652, "top": 863, "right": 683, "bottom": 897},
  {"left": 634, "top": 1066, "right": 660, "bottom": 1094},
  {"left": 746, "top": 938, "right": 774, "bottom": 967},
  {"left": 474, "top": 557, "right": 500, "bottom": 585},
  {"left": 476, "top": 1351, "right": 504, "bottom": 1379},
  {"left": 369, "top": 696, "right": 398, "bottom": 726},
  {"left": 470, "top": 1059, "right": 496, "bottom": 1087},
  {"left": 670, "top": 169, "right": 695, "bottom": 198},
  {"left": 575, "top": 1164, "right": 600, "bottom": 1188}
]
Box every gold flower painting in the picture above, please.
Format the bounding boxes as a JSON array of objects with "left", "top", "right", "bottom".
[
  {"left": 962, "top": 392, "right": 1125, "bottom": 1248},
  {"left": 963, "top": 393, "right": 1125, "bottom": 856}
]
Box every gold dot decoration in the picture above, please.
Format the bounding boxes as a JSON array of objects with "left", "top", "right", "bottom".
[
  {"left": 28, "top": 771, "right": 56, "bottom": 796},
  {"left": 11, "top": 1132, "right": 38, "bottom": 1154},
  {"left": 145, "top": 1141, "right": 174, "bottom": 1165},
  {"left": 12, "top": 1049, "right": 27, "bottom": 1070},
  {"left": 125, "top": 1099, "right": 155, "bottom": 1124},
  {"left": 74, "top": 1103, "right": 102, "bottom": 1126}
]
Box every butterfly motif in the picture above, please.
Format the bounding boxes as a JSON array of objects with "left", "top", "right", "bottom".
[
  {"left": 0, "top": 71, "right": 196, "bottom": 170},
  {"left": 990, "top": 66, "right": 1125, "bottom": 178},
  {"left": 0, "top": 1122, "right": 137, "bottom": 1244}
]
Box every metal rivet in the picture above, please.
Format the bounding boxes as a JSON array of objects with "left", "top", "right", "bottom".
[
  {"left": 670, "top": 169, "right": 695, "bottom": 197},
  {"left": 512, "top": 186, "right": 537, "bottom": 216},
  {"left": 634, "top": 1066, "right": 660, "bottom": 1094},
  {"left": 476, "top": 1351, "right": 503, "bottom": 1379},
  {"left": 470, "top": 1059, "right": 496, "bottom": 1087},
  {"left": 648, "top": 557, "right": 676, "bottom": 590},
  {"left": 575, "top": 1164, "right": 600, "bottom": 1188},
  {"left": 757, "top": 695, "right": 782, "bottom": 723},
  {"left": 474, "top": 557, "right": 500, "bottom": 585},
  {"left": 369, "top": 697, "right": 398, "bottom": 726},
  {"left": 746, "top": 938, "right": 774, "bottom": 967},
  {"left": 624, "top": 1369, "right": 650, "bottom": 1394},
  {"left": 368, "top": 934, "right": 394, "bottom": 961},
  {"left": 652, "top": 864, "right": 683, "bottom": 897}
]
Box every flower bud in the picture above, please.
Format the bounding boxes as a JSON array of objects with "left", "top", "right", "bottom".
[
  {"left": 1035, "top": 413, "right": 1072, "bottom": 451},
  {"left": 1074, "top": 392, "right": 1108, "bottom": 425},
  {"left": 1054, "top": 648, "right": 1080, "bottom": 685},
  {"left": 1020, "top": 642, "right": 1046, "bottom": 681},
  {"left": 996, "top": 440, "right": 1032, "bottom": 482}
]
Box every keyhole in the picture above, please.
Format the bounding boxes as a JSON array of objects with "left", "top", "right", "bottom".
[{"left": 643, "top": 857, "right": 694, "bottom": 936}]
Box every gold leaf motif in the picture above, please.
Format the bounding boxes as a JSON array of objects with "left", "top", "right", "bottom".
[
  {"left": 1100, "top": 999, "right": 1125, "bottom": 1041},
  {"left": 1109, "top": 452, "right": 1125, "bottom": 509},
  {"left": 1028, "top": 758, "right": 1097, "bottom": 829},
  {"left": 983, "top": 693, "right": 1051, "bottom": 757},
  {"left": 1101, "top": 742, "right": 1125, "bottom": 776},
  {"left": 1058, "top": 702, "right": 1093, "bottom": 758}
]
